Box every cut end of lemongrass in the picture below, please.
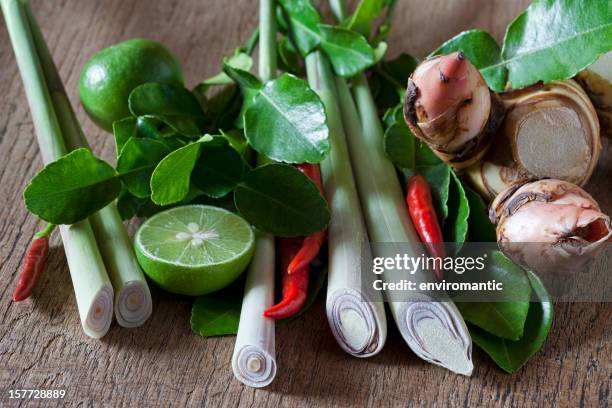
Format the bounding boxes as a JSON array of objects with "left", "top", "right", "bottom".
[
  {"left": 115, "top": 281, "right": 152, "bottom": 328},
  {"left": 400, "top": 301, "right": 473, "bottom": 376},
  {"left": 232, "top": 345, "right": 277, "bottom": 388},
  {"left": 326, "top": 288, "right": 386, "bottom": 358},
  {"left": 82, "top": 284, "right": 114, "bottom": 339}
]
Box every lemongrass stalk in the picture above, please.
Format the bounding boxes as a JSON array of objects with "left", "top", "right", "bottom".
[
  {"left": 231, "top": 0, "right": 276, "bottom": 388},
  {"left": 22, "top": 0, "right": 152, "bottom": 328},
  {"left": 305, "top": 52, "right": 387, "bottom": 357},
  {"left": 232, "top": 231, "right": 276, "bottom": 387},
  {"left": 2, "top": 0, "right": 113, "bottom": 338},
  {"left": 329, "top": 0, "right": 473, "bottom": 375}
]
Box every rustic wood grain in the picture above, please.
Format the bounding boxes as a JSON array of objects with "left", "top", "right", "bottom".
[{"left": 0, "top": 0, "right": 609, "bottom": 407}]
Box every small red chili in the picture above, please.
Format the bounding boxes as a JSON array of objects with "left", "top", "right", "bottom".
[
  {"left": 407, "top": 175, "right": 445, "bottom": 281},
  {"left": 287, "top": 163, "right": 326, "bottom": 274},
  {"left": 263, "top": 237, "right": 309, "bottom": 320},
  {"left": 13, "top": 224, "right": 55, "bottom": 302}
]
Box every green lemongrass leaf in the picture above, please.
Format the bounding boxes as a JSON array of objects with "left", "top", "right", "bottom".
[
  {"left": 465, "top": 185, "right": 497, "bottom": 242},
  {"left": 24, "top": 148, "right": 121, "bottom": 224},
  {"left": 129, "top": 82, "right": 206, "bottom": 137},
  {"left": 502, "top": 0, "right": 612, "bottom": 90},
  {"left": 345, "top": 0, "right": 389, "bottom": 37},
  {"left": 456, "top": 251, "right": 532, "bottom": 340},
  {"left": 202, "top": 52, "right": 254, "bottom": 86},
  {"left": 443, "top": 171, "right": 469, "bottom": 249},
  {"left": 191, "top": 290, "right": 242, "bottom": 337},
  {"left": 244, "top": 73, "right": 330, "bottom": 163},
  {"left": 318, "top": 24, "right": 376, "bottom": 77},
  {"left": 116, "top": 137, "right": 171, "bottom": 198},
  {"left": 384, "top": 121, "right": 414, "bottom": 169},
  {"left": 192, "top": 137, "right": 245, "bottom": 198},
  {"left": 234, "top": 163, "right": 330, "bottom": 236},
  {"left": 470, "top": 270, "right": 553, "bottom": 373},
  {"left": 279, "top": 0, "right": 323, "bottom": 56},
  {"left": 150, "top": 136, "right": 212, "bottom": 205},
  {"left": 431, "top": 29, "right": 507, "bottom": 92}
]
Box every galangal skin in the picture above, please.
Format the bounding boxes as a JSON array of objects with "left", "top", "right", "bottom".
[
  {"left": 404, "top": 51, "right": 502, "bottom": 168},
  {"left": 490, "top": 179, "right": 612, "bottom": 275}
]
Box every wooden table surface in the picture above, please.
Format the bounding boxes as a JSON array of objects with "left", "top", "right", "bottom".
[{"left": 0, "top": 0, "right": 610, "bottom": 406}]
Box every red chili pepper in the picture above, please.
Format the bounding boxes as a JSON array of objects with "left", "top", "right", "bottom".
[
  {"left": 13, "top": 225, "right": 54, "bottom": 302},
  {"left": 263, "top": 237, "right": 309, "bottom": 320},
  {"left": 287, "top": 163, "right": 326, "bottom": 274},
  {"left": 407, "top": 175, "right": 445, "bottom": 281}
]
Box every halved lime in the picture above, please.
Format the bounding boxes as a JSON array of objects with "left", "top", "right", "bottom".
[{"left": 134, "top": 205, "right": 255, "bottom": 296}]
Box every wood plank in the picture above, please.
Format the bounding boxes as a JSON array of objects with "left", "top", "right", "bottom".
[{"left": 0, "top": 0, "right": 609, "bottom": 406}]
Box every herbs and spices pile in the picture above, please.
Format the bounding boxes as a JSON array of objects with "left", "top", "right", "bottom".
[{"left": 4, "top": 0, "right": 612, "bottom": 384}]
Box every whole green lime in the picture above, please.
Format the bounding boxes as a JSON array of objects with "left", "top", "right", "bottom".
[
  {"left": 79, "top": 38, "right": 183, "bottom": 131},
  {"left": 134, "top": 205, "right": 256, "bottom": 296}
]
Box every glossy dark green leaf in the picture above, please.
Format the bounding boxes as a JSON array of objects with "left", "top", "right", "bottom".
[
  {"left": 371, "top": 54, "right": 418, "bottom": 114},
  {"left": 234, "top": 163, "right": 330, "bottom": 236},
  {"left": 278, "top": 36, "right": 302, "bottom": 74},
  {"left": 113, "top": 116, "right": 173, "bottom": 156},
  {"left": 318, "top": 24, "right": 376, "bottom": 77},
  {"left": 24, "top": 148, "right": 121, "bottom": 224},
  {"left": 279, "top": 0, "right": 323, "bottom": 56},
  {"left": 443, "top": 171, "right": 469, "bottom": 248},
  {"left": 418, "top": 163, "right": 450, "bottom": 224},
  {"left": 116, "top": 137, "right": 171, "bottom": 198},
  {"left": 432, "top": 29, "right": 507, "bottom": 92},
  {"left": 381, "top": 103, "right": 404, "bottom": 128},
  {"left": 470, "top": 270, "right": 553, "bottom": 373},
  {"left": 456, "top": 251, "right": 531, "bottom": 340},
  {"left": 345, "top": 0, "right": 389, "bottom": 37},
  {"left": 112, "top": 118, "right": 136, "bottom": 155},
  {"left": 381, "top": 53, "right": 419, "bottom": 85},
  {"left": 222, "top": 64, "right": 263, "bottom": 91},
  {"left": 192, "top": 138, "right": 245, "bottom": 198},
  {"left": 129, "top": 82, "right": 206, "bottom": 137},
  {"left": 244, "top": 73, "right": 330, "bottom": 163},
  {"left": 384, "top": 121, "right": 414, "bottom": 169},
  {"left": 150, "top": 137, "right": 209, "bottom": 205},
  {"left": 202, "top": 52, "right": 253, "bottom": 86},
  {"left": 191, "top": 291, "right": 241, "bottom": 337},
  {"left": 117, "top": 188, "right": 146, "bottom": 220},
  {"left": 502, "top": 0, "right": 612, "bottom": 90},
  {"left": 465, "top": 185, "right": 497, "bottom": 242},
  {"left": 199, "top": 84, "right": 243, "bottom": 132},
  {"left": 220, "top": 129, "right": 252, "bottom": 162},
  {"left": 222, "top": 65, "right": 264, "bottom": 130}
]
